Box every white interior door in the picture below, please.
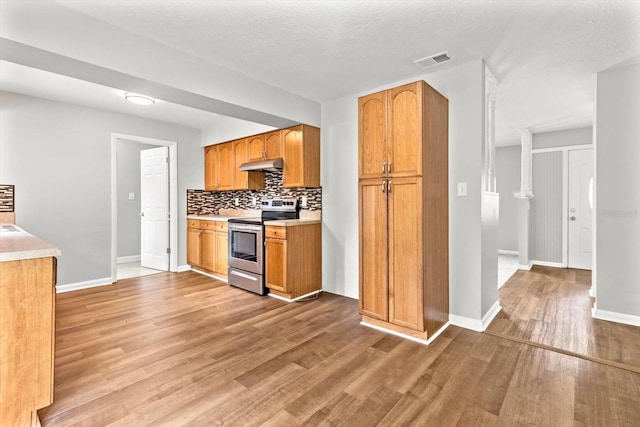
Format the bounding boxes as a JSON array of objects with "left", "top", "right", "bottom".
[
  {"left": 140, "top": 146, "right": 169, "bottom": 271},
  {"left": 568, "top": 148, "right": 593, "bottom": 269}
]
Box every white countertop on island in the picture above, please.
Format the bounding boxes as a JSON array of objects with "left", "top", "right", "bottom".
[{"left": 0, "top": 224, "right": 62, "bottom": 262}]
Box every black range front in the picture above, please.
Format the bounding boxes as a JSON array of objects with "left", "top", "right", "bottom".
[{"left": 227, "top": 198, "right": 299, "bottom": 295}]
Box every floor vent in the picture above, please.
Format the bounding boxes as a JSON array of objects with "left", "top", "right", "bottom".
[{"left": 413, "top": 51, "right": 451, "bottom": 69}]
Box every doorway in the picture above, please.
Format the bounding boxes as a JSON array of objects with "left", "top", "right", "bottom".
[
  {"left": 110, "top": 133, "right": 178, "bottom": 282},
  {"left": 567, "top": 148, "right": 593, "bottom": 269}
]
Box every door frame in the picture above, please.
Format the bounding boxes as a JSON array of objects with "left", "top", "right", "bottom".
[
  {"left": 110, "top": 133, "right": 178, "bottom": 282},
  {"left": 531, "top": 143, "right": 593, "bottom": 268}
]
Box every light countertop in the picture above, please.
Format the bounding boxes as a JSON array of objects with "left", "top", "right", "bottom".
[
  {"left": 187, "top": 215, "right": 241, "bottom": 222},
  {"left": 264, "top": 219, "right": 322, "bottom": 227},
  {"left": 0, "top": 224, "right": 62, "bottom": 262}
]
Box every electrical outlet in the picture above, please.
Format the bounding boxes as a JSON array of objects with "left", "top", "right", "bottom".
[
  {"left": 457, "top": 182, "right": 467, "bottom": 197},
  {"left": 128, "top": 192, "right": 135, "bottom": 200},
  {"left": 252, "top": 197, "right": 257, "bottom": 206},
  {"left": 235, "top": 197, "right": 239, "bottom": 206},
  {"left": 301, "top": 196, "right": 308, "bottom": 208}
]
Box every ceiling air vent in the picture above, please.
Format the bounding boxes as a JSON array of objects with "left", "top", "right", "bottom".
[{"left": 413, "top": 51, "right": 451, "bottom": 69}]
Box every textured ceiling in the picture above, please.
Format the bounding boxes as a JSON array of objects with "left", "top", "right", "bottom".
[{"left": 2, "top": 0, "right": 640, "bottom": 145}]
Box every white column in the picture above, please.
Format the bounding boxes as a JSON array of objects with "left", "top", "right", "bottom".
[
  {"left": 515, "top": 128, "right": 534, "bottom": 268},
  {"left": 484, "top": 69, "right": 498, "bottom": 193}
]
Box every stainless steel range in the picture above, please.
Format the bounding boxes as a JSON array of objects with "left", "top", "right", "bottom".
[{"left": 227, "top": 198, "right": 299, "bottom": 295}]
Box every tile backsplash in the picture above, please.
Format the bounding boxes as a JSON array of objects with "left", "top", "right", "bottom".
[
  {"left": 0, "top": 184, "right": 15, "bottom": 213},
  {"left": 187, "top": 170, "right": 322, "bottom": 215}
]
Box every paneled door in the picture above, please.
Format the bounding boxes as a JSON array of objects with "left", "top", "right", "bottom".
[
  {"left": 358, "top": 179, "right": 389, "bottom": 320},
  {"left": 568, "top": 148, "right": 593, "bottom": 269},
  {"left": 140, "top": 146, "right": 169, "bottom": 271}
]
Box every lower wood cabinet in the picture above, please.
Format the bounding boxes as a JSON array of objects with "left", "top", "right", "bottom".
[
  {"left": 265, "top": 223, "right": 321, "bottom": 300},
  {"left": 187, "top": 220, "right": 228, "bottom": 278},
  {"left": 0, "top": 256, "right": 56, "bottom": 427}
]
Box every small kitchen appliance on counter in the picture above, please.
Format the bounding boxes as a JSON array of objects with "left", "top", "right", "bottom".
[{"left": 227, "top": 198, "right": 299, "bottom": 295}]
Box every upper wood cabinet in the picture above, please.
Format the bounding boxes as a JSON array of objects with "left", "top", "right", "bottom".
[
  {"left": 264, "top": 130, "right": 283, "bottom": 160},
  {"left": 283, "top": 125, "right": 320, "bottom": 188},
  {"left": 358, "top": 80, "right": 449, "bottom": 342},
  {"left": 248, "top": 134, "right": 266, "bottom": 161},
  {"left": 204, "top": 125, "right": 320, "bottom": 191},
  {"left": 233, "top": 138, "right": 265, "bottom": 191},
  {"left": 217, "top": 142, "right": 234, "bottom": 191},
  {"left": 204, "top": 142, "right": 233, "bottom": 191},
  {"left": 358, "top": 81, "right": 424, "bottom": 179},
  {"left": 204, "top": 145, "right": 218, "bottom": 191}
]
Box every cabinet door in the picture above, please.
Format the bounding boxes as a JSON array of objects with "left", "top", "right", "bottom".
[
  {"left": 358, "top": 91, "right": 387, "bottom": 179},
  {"left": 283, "top": 126, "right": 304, "bottom": 188},
  {"left": 247, "top": 135, "right": 265, "bottom": 161},
  {"left": 233, "top": 138, "right": 249, "bottom": 190},
  {"left": 388, "top": 82, "right": 422, "bottom": 178},
  {"left": 264, "top": 130, "right": 283, "bottom": 160},
  {"left": 204, "top": 146, "right": 218, "bottom": 191},
  {"left": 215, "top": 230, "right": 228, "bottom": 277},
  {"left": 187, "top": 228, "right": 201, "bottom": 266},
  {"left": 388, "top": 177, "right": 424, "bottom": 331},
  {"left": 265, "top": 238, "right": 287, "bottom": 293},
  {"left": 217, "top": 143, "right": 234, "bottom": 191},
  {"left": 358, "top": 179, "right": 389, "bottom": 320},
  {"left": 200, "top": 229, "right": 216, "bottom": 271}
]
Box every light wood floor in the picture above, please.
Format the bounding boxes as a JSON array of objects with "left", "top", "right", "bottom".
[
  {"left": 40, "top": 271, "right": 640, "bottom": 426},
  {"left": 486, "top": 265, "right": 640, "bottom": 372}
]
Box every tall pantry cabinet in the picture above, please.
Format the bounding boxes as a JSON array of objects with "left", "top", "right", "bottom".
[{"left": 358, "top": 80, "right": 449, "bottom": 342}]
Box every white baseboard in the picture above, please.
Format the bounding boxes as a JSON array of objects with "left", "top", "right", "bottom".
[
  {"left": 56, "top": 277, "right": 113, "bottom": 293},
  {"left": 482, "top": 301, "right": 502, "bottom": 331},
  {"left": 518, "top": 262, "right": 533, "bottom": 270},
  {"left": 449, "top": 315, "right": 483, "bottom": 332},
  {"left": 117, "top": 255, "right": 140, "bottom": 264},
  {"left": 268, "top": 289, "right": 322, "bottom": 303},
  {"left": 531, "top": 260, "right": 563, "bottom": 268},
  {"left": 360, "top": 320, "right": 450, "bottom": 345},
  {"left": 177, "top": 264, "right": 192, "bottom": 272},
  {"left": 498, "top": 250, "right": 519, "bottom": 256},
  {"left": 592, "top": 308, "right": 640, "bottom": 327}
]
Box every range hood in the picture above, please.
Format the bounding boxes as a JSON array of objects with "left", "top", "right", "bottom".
[{"left": 239, "top": 157, "right": 283, "bottom": 172}]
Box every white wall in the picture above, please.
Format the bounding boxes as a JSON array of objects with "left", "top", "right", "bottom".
[
  {"left": 201, "top": 116, "right": 276, "bottom": 147},
  {"left": 0, "top": 91, "right": 202, "bottom": 286},
  {"left": 595, "top": 62, "right": 640, "bottom": 320},
  {"left": 321, "top": 59, "right": 496, "bottom": 324},
  {"left": 496, "top": 145, "right": 521, "bottom": 252},
  {"left": 533, "top": 126, "right": 592, "bottom": 149}
]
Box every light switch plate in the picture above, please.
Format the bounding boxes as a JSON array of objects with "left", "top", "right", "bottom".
[
  {"left": 301, "top": 196, "right": 308, "bottom": 208},
  {"left": 457, "top": 182, "right": 467, "bottom": 197},
  {"left": 235, "top": 198, "right": 240, "bottom": 206},
  {"left": 128, "top": 192, "right": 135, "bottom": 200},
  {"left": 252, "top": 197, "right": 257, "bottom": 206}
]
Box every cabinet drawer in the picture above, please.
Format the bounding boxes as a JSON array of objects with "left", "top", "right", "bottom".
[
  {"left": 201, "top": 221, "right": 217, "bottom": 230},
  {"left": 188, "top": 220, "right": 200, "bottom": 228},
  {"left": 265, "top": 226, "right": 287, "bottom": 239},
  {"left": 216, "top": 222, "right": 228, "bottom": 232}
]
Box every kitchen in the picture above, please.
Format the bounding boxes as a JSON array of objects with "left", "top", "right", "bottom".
[
  {"left": 1, "top": 1, "right": 639, "bottom": 425},
  {"left": 186, "top": 124, "right": 322, "bottom": 301}
]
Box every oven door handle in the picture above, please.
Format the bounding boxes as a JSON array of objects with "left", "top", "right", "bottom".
[{"left": 228, "top": 224, "right": 262, "bottom": 232}]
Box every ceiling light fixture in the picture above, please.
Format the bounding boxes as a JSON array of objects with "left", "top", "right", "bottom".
[{"left": 124, "top": 92, "right": 155, "bottom": 105}]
